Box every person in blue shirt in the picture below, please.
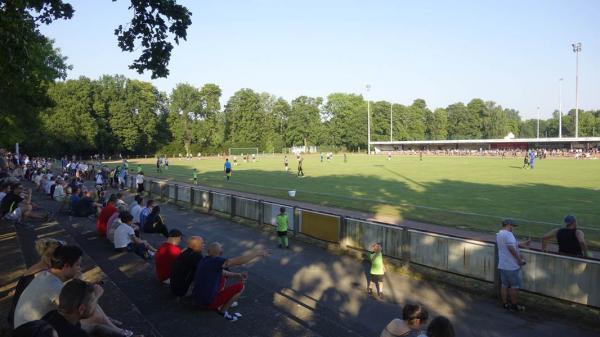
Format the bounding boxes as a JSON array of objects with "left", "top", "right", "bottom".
[
  {"left": 529, "top": 150, "right": 535, "bottom": 169},
  {"left": 139, "top": 199, "right": 154, "bottom": 228},
  {"left": 193, "top": 242, "right": 268, "bottom": 321},
  {"left": 224, "top": 159, "right": 232, "bottom": 181}
]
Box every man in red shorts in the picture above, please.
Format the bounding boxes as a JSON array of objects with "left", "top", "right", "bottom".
[{"left": 192, "top": 242, "right": 268, "bottom": 321}]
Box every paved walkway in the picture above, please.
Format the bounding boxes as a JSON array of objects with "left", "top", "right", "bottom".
[{"left": 25, "top": 182, "right": 599, "bottom": 337}]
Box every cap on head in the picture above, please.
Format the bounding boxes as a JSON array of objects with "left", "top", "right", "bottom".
[
  {"left": 564, "top": 215, "right": 576, "bottom": 225},
  {"left": 168, "top": 229, "right": 183, "bottom": 238},
  {"left": 502, "top": 219, "right": 517, "bottom": 227}
]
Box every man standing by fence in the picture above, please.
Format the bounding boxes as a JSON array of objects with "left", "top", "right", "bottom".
[{"left": 496, "top": 219, "right": 530, "bottom": 312}]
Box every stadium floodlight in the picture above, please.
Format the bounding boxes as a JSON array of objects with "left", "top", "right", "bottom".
[
  {"left": 536, "top": 106, "right": 540, "bottom": 138},
  {"left": 390, "top": 103, "right": 393, "bottom": 142},
  {"left": 366, "top": 84, "right": 371, "bottom": 154},
  {"left": 572, "top": 42, "right": 581, "bottom": 138},
  {"left": 559, "top": 78, "right": 563, "bottom": 138}
]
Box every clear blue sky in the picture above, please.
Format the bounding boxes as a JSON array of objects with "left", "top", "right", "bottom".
[{"left": 40, "top": 0, "right": 600, "bottom": 119}]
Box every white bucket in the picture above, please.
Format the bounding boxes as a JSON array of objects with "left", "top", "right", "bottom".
[{"left": 288, "top": 190, "right": 296, "bottom": 197}]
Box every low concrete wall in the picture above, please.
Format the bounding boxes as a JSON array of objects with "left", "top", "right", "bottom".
[
  {"left": 409, "top": 230, "right": 495, "bottom": 282},
  {"left": 234, "top": 197, "right": 259, "bottom": 221},
  {"left": 521, "top": 250, "right": 600, "bottom": 307},
  {"left": 212, "top": 193, "right": 231, "bottom": 213},
  {"left": 178, "top": 186, "right": 191, "bottom": 203},
  {"left": 263, "top": 202, "right": 295, "bottom": 230},
  {"left": 299, "top": 210, "right": 340, "bottom": 243},
  {"left": 192, "top": 189, "right": 210, "bottom": 210},
  {"left": 344, "top": 219, "right": 404, "bottom": 259}
]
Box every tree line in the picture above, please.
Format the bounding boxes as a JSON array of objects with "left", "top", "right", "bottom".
[{"left": 11, "top": 75, "right": 600, "bottom": 156}]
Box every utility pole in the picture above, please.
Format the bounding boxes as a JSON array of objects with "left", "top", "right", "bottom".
[
  {"left": 559, "top": 78, "right": 563, "bottom": 138},
  {"left": 366, "top": 84, "right": 371, "bottom": 154},
  {"left": 390, "top": 103, "right": 393, "bottom": 142},
  {"left": 572, "top": 42, "right": 581, "bottom": 138}
]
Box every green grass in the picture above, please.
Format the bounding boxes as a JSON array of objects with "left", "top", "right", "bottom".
[{"left": 125, "top": 154, "right": 600, "bottom": 248}]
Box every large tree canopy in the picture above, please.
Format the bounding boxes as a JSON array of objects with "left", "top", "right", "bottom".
[{"left": 0, "top": 0, "right": 191, "bottom": 146}]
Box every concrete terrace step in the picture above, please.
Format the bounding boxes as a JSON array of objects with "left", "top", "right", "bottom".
[
  {"left": 15, "top": 179, "right": 600, "bottom": 337},
  {"left": 55, "top": 197, "right": 377, "bottom": 337},
  {"left": 0, "top": 222, "right": 27, "bottom": 337},
  {"left": 2, "top": 188, "right": 162, "bottom": 337}
]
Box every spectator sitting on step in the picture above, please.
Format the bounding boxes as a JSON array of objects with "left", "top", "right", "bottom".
[
  {"left": 13, "top": 245, "right": 84, "bottom": 328},
  {"left": 155, "top": 229, "right": 183, "bottom": 284},
  {"left": 72, "top": 191, "right": 102, "bottom": 219},
  {"left": 96, "top": 195, "right": 117, "bottom": 238},
  {"left": 52, "top": 178, "right": 66, "bottom": 202},
  {"left": 8, "top": 238, "right": 64, "bottom": 329},
  {"left": 170, "top": 236, "right": 204, "bottom": 297},
  {"left": 143, "top": 205, "right": 169, "bottom": 237},
  {"left": 139, "top": 199, "right": 154, "bottom": 229},
  {"left": 114, "top": 211, "right": 156, "bottom": 259},
  {"left": 41, "top": 279, "right": 100, "bottom": 337},
  {"left": 115, "top": 192, "right": 128, "bottom": 212},
  {"left": 193, "top": 242, "right": 269, "bottom": 321},
  {"left": 11, "top": 320, "right": 57, "bottom": 337},
  {"left": 129, "top": 195, "right": 143, "bottom": 226},
  {"left": 0, "top": 180, "right": 9, "bottom": 203},
  {"left": 542, "top": 215, "right": 591, "bottom": 257},
  {"left": 380, "top": 303, "right": 429, "bottom": 337},
  {"left": 422, "top": 316, "right": 455, "bottom": 337},
  {"left": 0, "top": 183, "right": 49, "bottom": 224},
  {"left": 69, "top": 188, "right": 81, "bottom": 211}
]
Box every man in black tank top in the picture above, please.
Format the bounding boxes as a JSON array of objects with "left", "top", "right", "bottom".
[{"left": 542, "top": 215, "right": 590, "bottom": 257}]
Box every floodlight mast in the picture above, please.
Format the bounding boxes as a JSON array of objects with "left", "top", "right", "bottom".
[
  {"left": 366, "top": 84, "right": 371, "bottom": 154},
  {"left": 572, "top": 42, "right": 581, "bottom": 138},
  {"left": 536, "top": 106, "right": 540, "bottom": 138},
  {"left": 559, "top": 78, "right": 563, "bottom": 138}
]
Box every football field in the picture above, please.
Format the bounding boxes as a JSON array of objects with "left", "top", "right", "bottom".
[{"left": 126, "top": 154, "right": 600, "bottom": 247}]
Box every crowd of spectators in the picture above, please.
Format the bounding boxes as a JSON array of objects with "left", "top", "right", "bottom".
[{"left": 381, "top": 147, "right": 599, "bottom": 159}]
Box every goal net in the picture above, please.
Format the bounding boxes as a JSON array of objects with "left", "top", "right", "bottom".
[{"left": 228, "top": 148, "right": 259, "bottom": 156}]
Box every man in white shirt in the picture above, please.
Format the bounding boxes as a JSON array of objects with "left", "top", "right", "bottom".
[
  {"left": 496, "top": 219, "right": 530, "bottom": 312},
  {"left": 13, "top": 245, "right": 83, "bottom": 328},
  {"left": 114, "top": 211, "right": 155, "bottom": 259},
  {"left": 136, "top": 172, "right": 145, "bottom": 193},
  {"left": 53, "top": 178, "right": 66, "bottom": 202}
]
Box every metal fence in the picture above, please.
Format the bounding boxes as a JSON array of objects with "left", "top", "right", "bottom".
[{"left": 133, "top": 178, "right": 600, "bottom": 308}]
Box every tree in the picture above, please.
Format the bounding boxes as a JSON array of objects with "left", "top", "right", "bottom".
[
  {"left": 194, "top": 84, "right": 223, "bottom": 151},
  {"left": 224, "top": 89, "right": 264, "bottom": 147},
  {"left": 322, "top": 93, "right": 365, "bottom": 150},
  {"left": 168, "top": 83, "right": 202, "bottom": 155},
  {"left": 1, "top": 0, "right": 191, "bottom": 148},
  {"left": 447, "top": 102, "right": 480, "bottom": 139},
  {"left": 0, "top": 3, "right": 70, "bottom": 146},
  {"left": 430, "top": 108, "right": 448, "bottom": 140},
  {"left": 40, "top": 78, "right": 98, "bottom": 155},
  {"left": 288, "top": 96, "right": 323, "bottom": 148},
  {"left": 405, "top": 99, "right": 428, "bottom": 140}
]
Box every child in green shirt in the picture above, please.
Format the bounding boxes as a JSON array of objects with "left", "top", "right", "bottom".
[
  {"left": 192, "top": 168, "right": 198, "bottom": 185},
  {"left": 276, "top": 207, "right": 289, "bottom": 248},
  {"left": 368, "top": 243, "right": 385, "bottom": 298}
]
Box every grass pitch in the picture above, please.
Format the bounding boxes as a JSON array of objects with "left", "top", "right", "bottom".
[{"left": 127, "top": 154, "right": 600, "bottom": 247}]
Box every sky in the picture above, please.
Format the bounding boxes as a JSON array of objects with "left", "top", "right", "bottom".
[{"left": 39, "top": 0, "right": 600, "bottom": 119}]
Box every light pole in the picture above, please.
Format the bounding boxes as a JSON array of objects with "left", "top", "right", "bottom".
[
  {"left": 390, "top": 102, "right": 393, "bottom": 142},
  {"left": 366, "top": 84, "right": 371, "bottom": 154},
  {"left": 536, "top": 106, "right": 540, "bottom": 138},
  {"left": 559, "top": 78, "right": 563, "bottom": 138},
  {"left": 572, "top": 42, "right": 581, "bottom": 138}
]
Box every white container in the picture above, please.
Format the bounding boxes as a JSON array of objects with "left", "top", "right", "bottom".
[{"left": 288, "top": 190, "right": 296, "bottom": 197}]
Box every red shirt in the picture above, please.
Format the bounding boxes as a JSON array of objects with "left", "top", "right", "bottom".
[
  {"left": 97, "top": 203, "right": 117, "bottom": 237},
  {"left": 155, "top": 242, "right": 182, "bottom": 281}
]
